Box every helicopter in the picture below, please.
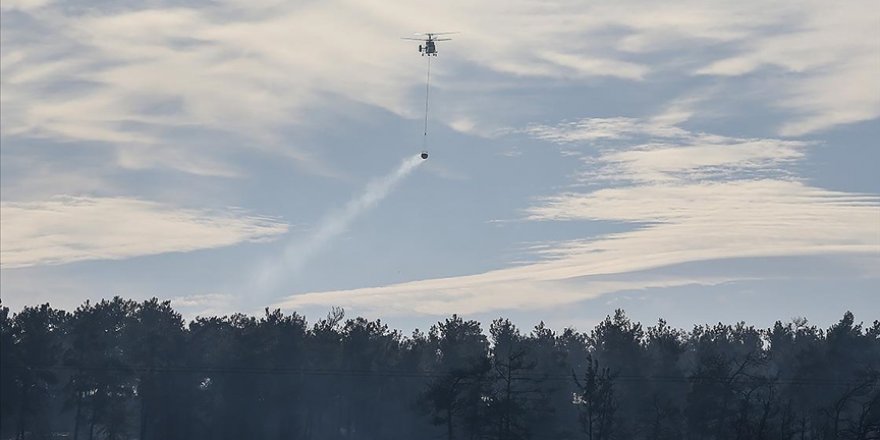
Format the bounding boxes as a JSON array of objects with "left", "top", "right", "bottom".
[{"left": 401, "top": 32, "right": 456, "bottom": 56}]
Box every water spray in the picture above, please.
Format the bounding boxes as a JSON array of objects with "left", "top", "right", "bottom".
[{"left": 254, "top": 154, "right": 425, "bottom": 292}]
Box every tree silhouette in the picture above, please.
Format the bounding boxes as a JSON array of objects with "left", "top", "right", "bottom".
[
  {"left": 573, "top": 355, "right": 616, "bottom": 440},
  {"left": 421, "top": 315, "right": 490, "bottom": 440},
  {"left": 7, "top": 304, "right": 67, "bottom": 440}
]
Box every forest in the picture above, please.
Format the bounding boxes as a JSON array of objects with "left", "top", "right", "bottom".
[{"left": 1, "top": 297, "right": 878, "bottom": 440}]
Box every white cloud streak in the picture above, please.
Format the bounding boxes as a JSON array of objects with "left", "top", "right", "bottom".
[
  {"left": 692, "top": 1, "right": 880, "bottom": 135},
  {"left": 0, "top": 196, "right": 287, "bottom": 268},
  {"left": 531, "top": 127, "right": 808, "bottom": 185},
  {"left": 0, "top": 0, "right": 51, "bottom": 11},
  {"left": 274, "top": 275, "right": 739, "bottom": 317},
  {"left": 169, "top": 293, "right": 237, "bottom": 319}
]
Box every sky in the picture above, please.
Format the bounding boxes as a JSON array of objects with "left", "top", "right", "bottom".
[{"left": 1, "top": 0, "right": 878, "bottom": 332}]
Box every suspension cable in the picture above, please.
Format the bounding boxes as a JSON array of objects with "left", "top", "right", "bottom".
[{"left": 422, "top": 55, "right": 432, "bottom": 151}]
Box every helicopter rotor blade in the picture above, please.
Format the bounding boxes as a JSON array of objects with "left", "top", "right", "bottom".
[
  {"left": 401, "top": 37, "right": 426, "bottom": 41},
  {"left": 433, "top": 38, "right": 453, "bottom": 41},
  {"left": 413, "top": 31, "right": 459, "bottom": 36}
]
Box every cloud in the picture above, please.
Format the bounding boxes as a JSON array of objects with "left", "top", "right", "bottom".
[
  {"left": 168, "top": 293, "right": 233, "bottom": 308},
  {"left": 537, "top": 52, "right": 648, "bottom": 81},
  {"left": 274, "top": 115, "right": 880, "bottom": 316},
  {"left": 526, "top": 117, "right": 688, "bottom": 144},
  {"left": 2, "top": 4, "right": 405, "bottom": 176},
  {"left": 527, "top": 118, "right": 808, "bottom": 184},
  {"left": 0, "top": 196, "right": 287, "bottom": 268},
  {"left": 692, "top": 1, "right": 880, "bottom": 135},
  {"left": 595, "top": 140, "right": 805, "bottom": 183},
  {"left": 274, "top": 275, "right": 738, "bottom": 317},
  {"left": 169, "top": 293, "right": 237, "bottom": 318},
  {"left": 526, "top": 179, "right": 879, "bottom": 270},
  {"left": 0, "top": 0, "right": 52, "bottom": 11}
]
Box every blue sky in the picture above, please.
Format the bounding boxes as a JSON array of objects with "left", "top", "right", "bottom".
[{"left": 1, "top": 0, "right": 878, "bottom": 332}]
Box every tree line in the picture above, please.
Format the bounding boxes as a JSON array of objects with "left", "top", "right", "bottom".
[{"left": 1, "top": 297, "right": 878, "bottom": 440}]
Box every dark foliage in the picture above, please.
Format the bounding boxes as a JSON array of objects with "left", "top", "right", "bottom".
[{"left": 1, "top": 298, "right": 878, "bottom": 439}]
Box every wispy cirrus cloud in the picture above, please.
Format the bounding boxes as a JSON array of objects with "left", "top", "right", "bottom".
[
  {"left": 526, "top": 115, "right": 699, "bottom": 146},
  {"left": 524, "top": 114, "right": 879, "bottom": 287},
  {"left": 691, "top": 1, "right": 880, "bottom": 135},
  {"left": 274, "top": 275, "right": 739, "bottom": 317},
  {"left": 0, "top": 196, "right": 287, "bottom": 268},
  {"left": 0, "top": 0, "right": 51, "bottom": 11},
  {"left": 527, "top": 116, "right": 809, "bottom": 184}
]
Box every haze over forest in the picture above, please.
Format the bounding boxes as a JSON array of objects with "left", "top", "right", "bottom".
[
  {"left": 2, "top": 298, "right": 878, "bottom": 439},
  {"left": 2, "top": 0, "right": 879, "bottom": 333}
]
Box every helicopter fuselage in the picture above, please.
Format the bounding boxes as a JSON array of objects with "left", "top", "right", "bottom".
[{"left": 420, "top": 40, "right": 437, "bottom": 56}]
